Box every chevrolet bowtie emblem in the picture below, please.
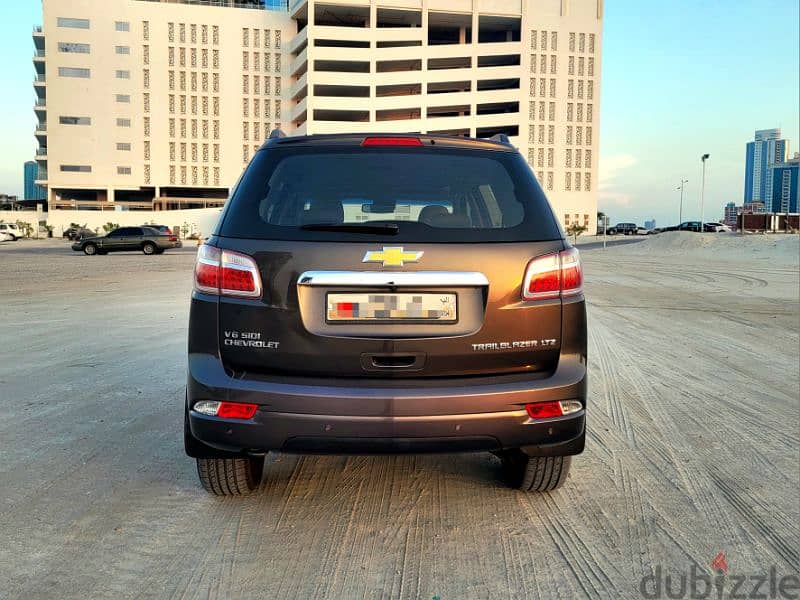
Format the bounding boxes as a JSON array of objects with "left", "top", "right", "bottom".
[{"left": 362, "top": 247, "right": 424, "bottom": 267}]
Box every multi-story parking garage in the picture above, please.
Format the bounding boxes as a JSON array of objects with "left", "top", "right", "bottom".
[{"left": 34, "top": 0, "right": 602, "bottom": 232}]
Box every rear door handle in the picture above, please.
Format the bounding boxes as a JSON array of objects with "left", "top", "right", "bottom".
[{"left": 361, "top": 352, "right": 426, "bottom": 372}]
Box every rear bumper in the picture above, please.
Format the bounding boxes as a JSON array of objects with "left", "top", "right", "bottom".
[{"left": 187, "top": 353, "right": 587, "bottom": 456}]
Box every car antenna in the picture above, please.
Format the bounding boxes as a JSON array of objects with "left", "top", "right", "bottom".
[{"left": 488, "top": 133, "right": 512, "bottom": 146}]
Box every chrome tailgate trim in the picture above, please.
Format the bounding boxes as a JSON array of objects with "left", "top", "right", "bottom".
[{"left": 297, "top": 271, "right": 489, "bottom": 288}]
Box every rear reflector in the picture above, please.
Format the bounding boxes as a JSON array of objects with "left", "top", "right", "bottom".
[
  {"left": 522, "top": 247, "right": 583, "bottom": 300},
  {"left": 194, "top": 244, "right": 262, "bottom": 298},
  {"left": 525, "top": 400, "right": 582, "bottom": 419},
  {"left": 526, "top": 401, "right": 563, "bottom": 419},
  {"left": 193, "top": 400, "right": 259, "bottom": 419},
  {"left": 217, "top": 402, "right": 259, "bottom": 419},
  {"left": 362, "top": 137, "right": 423, "bottom": 147}
]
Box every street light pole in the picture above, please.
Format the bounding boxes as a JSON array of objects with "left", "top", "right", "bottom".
[
  {"left": 700, "top": 154, "right": 710, "bottom": 232},
  {"left": 677, "top": 179, "right": 688, "bottom": 224}
]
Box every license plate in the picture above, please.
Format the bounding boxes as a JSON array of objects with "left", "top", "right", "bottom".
[{"left": 327, "top": 293, "right": 457, "bottom": 322}]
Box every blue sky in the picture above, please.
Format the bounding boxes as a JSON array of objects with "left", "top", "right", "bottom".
[
  {"left": 0, "top": 0, "right": 798, "bottom": 226},
  {"left": 599, "top": 0, "right": 799, "bottom": 225}
]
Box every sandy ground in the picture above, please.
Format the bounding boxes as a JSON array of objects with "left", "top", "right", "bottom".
[{"left": 0, "top": 233, "right": 798, "bottom": 599}]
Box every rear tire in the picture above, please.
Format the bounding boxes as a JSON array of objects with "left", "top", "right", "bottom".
[
  {"left": 196, "top": 456, "right": 264, "bottom": 496},
  {"left": 142, "top": 242, "right": 156, "bottom": 255},
  {"left": 500, "top": 451, "right": 572, "bottom": 492}
]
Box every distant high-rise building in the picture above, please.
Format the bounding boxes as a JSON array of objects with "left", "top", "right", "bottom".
[
  {"left": 723, "top": 202, "right": 738, "bottom": 228},
  {"left": 644, "top": 219, "right": 656, "bottom": 230},
  {"left": 23, "top": 160, "right": 46, "bottom": 201},
  {"left": 742, "top": 201, "right": 766, "bottom": 214},
  {"left": 768, "top": 155, "right": 799, "bottom": 213},
  {"left": 744, "top": 129, "right": 788, "bottom": 203}
]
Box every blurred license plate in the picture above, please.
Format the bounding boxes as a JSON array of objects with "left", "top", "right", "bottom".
[{"left": 327, "top": 293, "right": 457, "bottom": 322}]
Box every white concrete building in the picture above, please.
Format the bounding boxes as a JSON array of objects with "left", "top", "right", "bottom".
[{"left": 34, "top": 0, "right": 602, "bottom": 232}]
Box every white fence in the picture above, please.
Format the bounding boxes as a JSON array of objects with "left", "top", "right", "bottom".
[
  {"left": 0, "top": 210, "right": 44, "bottom": 236},
  {"left": 17, "top": 208, "right": 222, "bottom": 238},
  {"left": 47, "top": 208, "right": 225, "bottom": 238}
]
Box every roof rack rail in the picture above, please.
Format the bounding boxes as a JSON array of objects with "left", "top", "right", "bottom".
[
  {"left": 269, "top": 128, "right": 287, "bottom": 139},
  {"left": 489, "top": 133, "right": 512, "bottom": 146}
]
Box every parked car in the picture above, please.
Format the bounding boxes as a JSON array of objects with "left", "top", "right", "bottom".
[
  {"left": 0, "top": 231, "right": 13, "bottom": 242},
  {"left": 635, "top": 226, "right": 650, "bottom": 235},
  {"left": 185, "top": 132, "right": 587, "bottom": 496},
  {"left": 678, "top": 221, "right": 702, "bottom": 232},
  {"left": 704, "top": 222, "right": 731, "bottom": 232},
  {"left": 142, "top": 224, "right": 182, "bottom": 247},
  {"left": 71, "top": 226, "right": 180, "bottom": 255},
  {"left": 142, "top": 224, "right": 172, "bottom": 234},
  {"left": 606, "top": 222, "right": 637, "bottom": 235},
  {"left": 63, "top": 226, "right": 97, "bottom": 241},
  {"left": 0, "top": 223, "right": 23, "bottom": 240}
]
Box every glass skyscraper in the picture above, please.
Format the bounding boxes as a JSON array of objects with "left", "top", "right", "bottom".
[
  {"left": 769, "top": 158, "right": 799, "bottom": 213},
  {"left": 24, "top": 161, "right": 46, "bottom": 201},
  {"left": 744, "top": 129, "right": 788, "bottom": 203}
]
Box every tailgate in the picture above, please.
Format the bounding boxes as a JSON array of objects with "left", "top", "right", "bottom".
[{"left": 217, "top": 239, "right": 564, "bottom": 378}]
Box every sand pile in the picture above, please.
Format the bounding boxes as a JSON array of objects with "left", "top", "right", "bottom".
[{"left": 615, "top": 231, "right": 799, "bottom": 265}]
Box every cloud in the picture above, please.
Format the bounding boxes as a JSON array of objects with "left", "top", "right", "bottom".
[
  {"left": 598, "top": 154, "right": 637, "bottom": 207},
  {"left": 599, "top": 154, "right": 637, "bottom": 188},
  {"left": 598, "top": 190, "right": 633, "bottom": 207}
]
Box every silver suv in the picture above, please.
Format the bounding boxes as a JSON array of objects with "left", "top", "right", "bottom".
[{"left": 0, "top": 223, "right": 23, "bottom": 240}]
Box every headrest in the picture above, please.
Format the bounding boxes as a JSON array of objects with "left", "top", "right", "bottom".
[
  {"left": 301, "top": 200, "right": 344, "bottom": 225},
  {"left": 423, "top": 209, "right": 472, "bottom": 228},
  {"left": 418, "top": 205, "right": 449, "bottom": 224}
]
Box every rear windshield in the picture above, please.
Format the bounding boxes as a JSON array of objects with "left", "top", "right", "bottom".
[{"left": 218, "top": 145, "right": 561, "bottom": 242}]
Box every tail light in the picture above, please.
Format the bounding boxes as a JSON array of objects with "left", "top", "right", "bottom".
[
  {"left": 522, "top": 247, "right": 583, "bottom": 300},
  {"left": 169, "top": 235, "right": 178, "bottom": 242},
  {"left": 525, "top": 400, "right": 582, "bottom": 419},
  {"left": 194, "top": 244, "right": 262, "bottom": 298},
  {"left": 362, "top": 136, "right": 423, "bottom": 147},
  {"left": 193, "top": 400, "right": 258, "bottom": 419}
]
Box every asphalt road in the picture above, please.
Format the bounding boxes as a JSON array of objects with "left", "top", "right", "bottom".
[{"left": 1, "top": 237, "right": 797, "bottom": 599}]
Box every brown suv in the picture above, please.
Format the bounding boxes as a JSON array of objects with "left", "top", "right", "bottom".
[{"left": 185, "top": 132, "right": 587, "bottom": 495}]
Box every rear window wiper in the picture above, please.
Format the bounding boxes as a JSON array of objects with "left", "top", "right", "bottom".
[{"left": 299, "top": 223, "right": 399, "bottom": 234}]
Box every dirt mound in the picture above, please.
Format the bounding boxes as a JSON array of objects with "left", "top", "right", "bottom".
[{"left": 619, "top": 231, "right": 799, "bottom": 264}]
